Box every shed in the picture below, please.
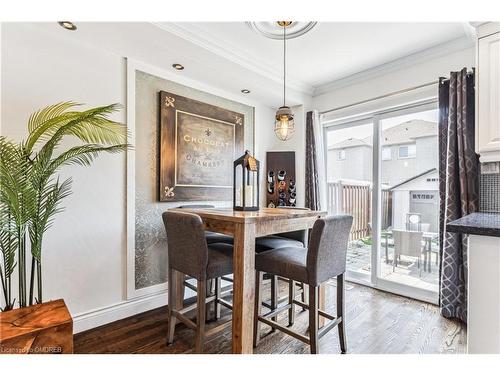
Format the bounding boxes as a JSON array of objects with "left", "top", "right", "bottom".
[{"left": 389, "top": 168, "right": 439, "bottom": 232}]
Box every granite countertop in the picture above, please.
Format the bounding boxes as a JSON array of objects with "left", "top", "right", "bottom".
[{"left": 447, "top": 212, "right": 500, "bottom": 237}]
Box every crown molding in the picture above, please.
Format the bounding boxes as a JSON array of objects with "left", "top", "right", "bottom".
[
  {"left": 313, "top": 35, "right": 475, "bottom": 97},
  {"left": 152, "top": 22, "right": 315, "bottom": 96},
  {"left": 151, "top": 22, "right": 475, "bottom": 100}
]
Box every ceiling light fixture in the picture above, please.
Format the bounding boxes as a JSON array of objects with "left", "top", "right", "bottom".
[
  {"left": 172, "top": 63, "right": 184, "bottom": 70},
  {"left": 274, "top": 21, "right": 295, "bottom": 142},
  {"left": 241, "top": 89, "right": 251, "bottom": 94},
  {"left": 58, "top": 21, "right": 77, "bottom": 31}
]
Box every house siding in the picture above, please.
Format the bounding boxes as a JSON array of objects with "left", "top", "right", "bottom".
[{"left": 328, "top": 146, "right": 372, "bottom": 182}]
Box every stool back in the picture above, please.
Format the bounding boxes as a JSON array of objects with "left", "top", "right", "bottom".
[
  {"left": 163, "top": 211, "right": 209, "bottom": 280},
  {"left": 306, "top": 215, "right": 353, "bottom": 286}
]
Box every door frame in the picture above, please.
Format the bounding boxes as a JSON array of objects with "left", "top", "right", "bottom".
[{"left": 322, "top": 98, "right": 439, "bottom": 304}]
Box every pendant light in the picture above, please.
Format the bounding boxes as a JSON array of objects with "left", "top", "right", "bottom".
[{"left": 274, "top": 21, "right": 295, "bottom": 141}]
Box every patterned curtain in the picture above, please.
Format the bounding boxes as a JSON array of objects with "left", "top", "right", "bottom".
[
  {"left": 438, "top": 68, "right": 479, "bottom": 323},
  {"left": 305, "top": 111, "right": 320, "bottom": 210}
]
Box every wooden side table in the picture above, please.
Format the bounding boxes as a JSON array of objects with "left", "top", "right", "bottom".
[{"left": 0, "top": 299, "right": 73, "bottom": 354}]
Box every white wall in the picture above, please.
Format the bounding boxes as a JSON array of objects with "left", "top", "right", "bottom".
[
  {"left": 313, "top": 47, "right": 475, "bottom": 115},
  {"left": 0, "top": 23, "right": 277, "bottom": 331},
  {"left": 1, "top": 23, "right": 128, "bottom": 320},
  {"left": 256, "top": 104, "right": 309, "bottom": 208}
]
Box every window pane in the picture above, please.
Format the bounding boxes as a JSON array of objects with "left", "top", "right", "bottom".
[
  {"left": 326, "top": 123, "right": 373, "bottom": 282},
  {"left": 398, "top": 146, "right": 409, "bottom": 158},
  {"left": 380, "top": 109, "right": 439, "bottom": 294}
]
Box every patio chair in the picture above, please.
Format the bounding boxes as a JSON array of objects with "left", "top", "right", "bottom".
[{"left": 392, "top": 229, "right": 424, "bottom": 277}]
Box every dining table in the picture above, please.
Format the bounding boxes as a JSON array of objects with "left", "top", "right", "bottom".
[{"left": 169, "top": 207, "right": 326, "bottom": 354}]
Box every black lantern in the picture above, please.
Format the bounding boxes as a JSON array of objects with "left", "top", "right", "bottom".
[{"left": 233, "top": 150, "right": 260, "bottom": 211}]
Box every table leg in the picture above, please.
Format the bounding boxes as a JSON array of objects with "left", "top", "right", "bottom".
[
  {"left": 319, "top": 283, "right": 326, "bottom": 328},
  {"left": 232, "top": 222, "right": 256, "bottom": 354}
]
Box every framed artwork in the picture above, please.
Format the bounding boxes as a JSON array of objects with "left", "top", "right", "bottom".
[{"left": 159, "top": 90, "right": 244, "bottom": 201}]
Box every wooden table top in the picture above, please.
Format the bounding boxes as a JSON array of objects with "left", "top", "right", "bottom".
[{"left": 169, "top": 207, "right": 327, "bottom": 223}]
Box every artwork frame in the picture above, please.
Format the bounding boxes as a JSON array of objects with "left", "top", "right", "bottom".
[{"left": 159, "top": 90, "right": 244, "bottom": 201}]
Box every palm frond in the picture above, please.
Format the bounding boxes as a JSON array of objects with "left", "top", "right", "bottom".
[
  {"left": 29, "top": 178, "right": 72, "bottom": 261},
  {"left": 24, "top": 102, "right": 82, "bottom": 152},
  {"left": 34, "top": 104, "right": 127, "bottom": 171}
]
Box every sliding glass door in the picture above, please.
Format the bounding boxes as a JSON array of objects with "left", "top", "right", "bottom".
[
  {"left": 377, "top": 107, "right": 439, "bottom": 300},
  {"left": 324, "top": 101, "right": 439, "bottom": 303},
  {"left": 325, "top": 121, "right": 373, "bottom": 284}
]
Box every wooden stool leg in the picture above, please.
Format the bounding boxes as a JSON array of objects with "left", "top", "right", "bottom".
[
  {"left": 288, "top": 279, "right": 295, "bottom": 326},
  {"left": 167, "top": 267, "right": 179, "bottom": 345},
  {"left": 300, "top": 282, "right": 307, "bottom": 311},
  {"left": 308, "top": 285, "right": 319, "bottom": 354},
  {"left": 270, "top": 275, "right": 278, "bottom": 332},
  {"left": 195, "top": 279, "right": 207, "bottom": 353},
  {"left": 254, "top": 271, "right": 263, "bottom": 348},
  {"left": 206, "top": 279, "right": 213, "bottom": 321},
  {"left": 214, "top": 277, "right": 221, "bottom": 320},
  {"left": 337, "top": 274, "right": 347, "bottom": 354}
]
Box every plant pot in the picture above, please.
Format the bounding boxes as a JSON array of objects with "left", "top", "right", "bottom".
[{"left": 0, "top": 299, "right": 73, "bottom": 354}]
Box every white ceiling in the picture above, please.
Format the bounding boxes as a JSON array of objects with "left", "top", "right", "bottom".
[
  {"left": 27, "top": 22, "right": 474, "bottom": 107},
  {"left": 161, "top": 22, "right": 472, "bottom": 90}
]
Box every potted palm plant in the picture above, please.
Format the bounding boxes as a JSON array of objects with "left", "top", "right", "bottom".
[{"left": 0, "top": 102, "right": 129, "bottom": 353}]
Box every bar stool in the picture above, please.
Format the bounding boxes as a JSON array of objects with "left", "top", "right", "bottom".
[
  {"left": 177, "top": 204, "right": 234, "bottom": 320},
  {"left": 255, "top": 207, "right": 310, "bottom": 327},
  {"left": 163, "top": 211, "right": 234, "bottom": 353},
  {"left": 253, "top": 214, "right": 353, "bottom": 354}
]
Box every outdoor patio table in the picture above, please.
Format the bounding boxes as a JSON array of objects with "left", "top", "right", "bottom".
[{"left": 382, "top": 230, "right": 438, "bottom": 272}]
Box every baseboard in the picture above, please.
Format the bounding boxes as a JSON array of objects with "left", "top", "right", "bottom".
[
  {"left": 72, "top": 291, "right": 168, "bottom": 334},
  {"left": 72, "top": 279, "right": 229, "bottom": 334}
]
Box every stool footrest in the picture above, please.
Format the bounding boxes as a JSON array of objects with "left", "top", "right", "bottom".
[
  {"left": 318, "top": 317, "right": 342, "bottom": 339},
  {"left": 258, "top": 316, "right": 310, "bottom": 344}
]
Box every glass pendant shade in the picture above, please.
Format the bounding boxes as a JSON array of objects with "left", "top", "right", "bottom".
[{"left": 274, "top": 106, "right": 295, "bottom": 141}]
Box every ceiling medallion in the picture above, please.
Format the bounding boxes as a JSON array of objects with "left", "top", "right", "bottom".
[{"left": 246, "top": 21, "right": 317, "bottom": 40}]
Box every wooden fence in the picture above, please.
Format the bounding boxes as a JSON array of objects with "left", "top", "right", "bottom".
[{"left": 327, "top": 181, "right": 392, "bottom": 240}]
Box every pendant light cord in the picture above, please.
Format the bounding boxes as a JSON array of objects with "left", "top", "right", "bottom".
[{"left": 283, "top": 23, "right": 286, "bottom": 107}]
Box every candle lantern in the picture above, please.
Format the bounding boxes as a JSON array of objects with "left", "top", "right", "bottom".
[{"left": 233, "top": 150, "right": 260, "bottom": 211}]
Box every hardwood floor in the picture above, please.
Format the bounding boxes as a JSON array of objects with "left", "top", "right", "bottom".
[{"left": 74, "top": 280, "right": 466, "bottom": 354}]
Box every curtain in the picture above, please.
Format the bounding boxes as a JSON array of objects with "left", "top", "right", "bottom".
[
  {"left": 305, "top": 111, "right": 320, "bottom": 210},
  {"left": 438, "top": 68, "right": 479, "bottom": 323},
  {"left": 312, "top": 110, "right": 327, "bottom": 210}
]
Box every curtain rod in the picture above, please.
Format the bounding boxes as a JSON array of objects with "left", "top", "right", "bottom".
[{"left": 320, "top": 71, "right": 474, "bottom": 116}]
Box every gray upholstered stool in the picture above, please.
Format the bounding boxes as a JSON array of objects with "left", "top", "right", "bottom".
[
  {"left": 255, "top": 229, "right": 308, "bottom": 328},
  {"left": 177, "top": 204, "right": 234, "bottom": 318},
  {"left": 253, "top": 214, "right": 353, "bottom": 354},
  {"left": 255, "top": 207, "right": 311, "bottom": 327},
  {"left": 163, "top": 211, "right": 234, "bottom": 353}
]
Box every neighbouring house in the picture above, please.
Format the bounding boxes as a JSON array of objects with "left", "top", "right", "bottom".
[
  {"left": 327, "top": 120, "right": 438, "bottom": 186},
  {"left": 327, "top": 137, "right": 372, "bottom": 182}
]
